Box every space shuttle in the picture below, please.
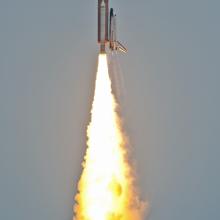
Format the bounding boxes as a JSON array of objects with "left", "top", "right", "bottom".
[{"left": 98, "top": 0, "right": 127, "bottom": 54}]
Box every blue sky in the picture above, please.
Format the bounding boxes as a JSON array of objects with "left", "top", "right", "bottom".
[{"left": 0, "top": 0, "right": 220, "bottom": 219}]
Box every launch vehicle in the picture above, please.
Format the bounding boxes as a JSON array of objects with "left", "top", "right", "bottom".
[{"left": 98, "top": 0, "right": 127, "bottom": 53}]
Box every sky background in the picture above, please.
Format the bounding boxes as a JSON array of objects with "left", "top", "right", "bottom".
[{"left": 0, "top": 0, "right": 220, "bottom": 219}]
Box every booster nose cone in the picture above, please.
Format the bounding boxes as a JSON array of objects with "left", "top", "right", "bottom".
[{"left": 101, "top": 0, "right": 105, "bottom": 6}]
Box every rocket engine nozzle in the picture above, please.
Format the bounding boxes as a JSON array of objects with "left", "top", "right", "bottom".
[{"left": 100, "top": 44, "right": 106, "bottom": 53}]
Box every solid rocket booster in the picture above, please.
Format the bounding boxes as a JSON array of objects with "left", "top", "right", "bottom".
[{"left": 98, "top": 0, "right": 109, "bottom": 53}]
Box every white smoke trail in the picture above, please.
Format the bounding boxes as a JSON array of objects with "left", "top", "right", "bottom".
[
  {"left": 107, "top": 52, "right": 126, "bottom": 104},
  {"left": 73, "top": 54, "right": 147, "bottom": 220}
]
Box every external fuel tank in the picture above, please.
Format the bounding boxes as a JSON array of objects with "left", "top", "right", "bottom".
[{"left": 98, "top": 0, "right": 109, "bottom": 53}]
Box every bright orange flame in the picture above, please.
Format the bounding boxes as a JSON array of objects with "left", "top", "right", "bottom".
[{"left": 74, "top": 54, "right": 146, "bottom": 220}]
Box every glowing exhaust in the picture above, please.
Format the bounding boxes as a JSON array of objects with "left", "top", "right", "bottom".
[{"left": 74, "top": 54, "right": 145, "bottom": 220}]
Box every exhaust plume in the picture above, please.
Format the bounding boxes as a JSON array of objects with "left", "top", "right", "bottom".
[
  {"left": 108, "top": 52, "right": 126, "bottom": 103},
  {"left": 74, "top": 54, "right": 146, "bottom": 220}
]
